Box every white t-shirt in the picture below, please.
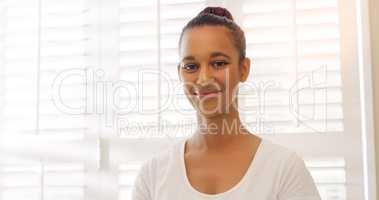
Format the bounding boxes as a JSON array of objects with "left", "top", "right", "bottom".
[{"left": 132, "top": 138, "right": 321, "bottom": 200}]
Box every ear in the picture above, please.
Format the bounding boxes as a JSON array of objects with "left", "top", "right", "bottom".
[{"left": 239, "top": 57, "right": 250, "bottom": 82}]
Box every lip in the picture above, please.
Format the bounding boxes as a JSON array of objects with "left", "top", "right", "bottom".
[{"left": 194, "top": 90, "right": 222, "bottom": 99}]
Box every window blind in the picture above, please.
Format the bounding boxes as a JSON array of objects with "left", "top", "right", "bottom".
[
  {"left": 119, "top": 0, "right": 160, "bottom": 138},
  {"left": 0, "top": 163, "right": 85, "bottom": 200},
  {"left": 240, "top": 0, "right": 343, "bottom": 134},
  {"left": 0, "top": 0, "right": 369, "bottom": 200},
  {"left": 306, "top": 158, "right": 346, "bottom": 200},
  {"left": 118, "top": 0, "right": 205, "bottom": 139},
  {"left": 0, "top": 0, "right": 89, "bottom": 138},
  {"left": 0, "top": 0, "right": 92, "bottom": 199}
]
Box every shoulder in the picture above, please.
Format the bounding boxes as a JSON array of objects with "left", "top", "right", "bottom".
[
  {"left": 260, "top": 139, "right": 321, "bottom": 199},
  {"left": 142, "top": 138, "right": 183, "bottom": 166},
  {"left": 136, "top": 139, "right": 183, "bottom": 183},
  {"left": 132, "top": 139, "right": 184, "bottom": 199},
  {"left": 259, "top": 139, "right": 302, "bottom": 165},
  {"left": 259, "top": 139, "right": 310, "bottom": 179}
]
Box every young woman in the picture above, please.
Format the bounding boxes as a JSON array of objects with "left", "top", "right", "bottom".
[{"left": 132, "top": 7, "right": 321, "bottom": 200}]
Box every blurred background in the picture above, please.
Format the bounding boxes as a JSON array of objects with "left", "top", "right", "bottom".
[{"left": 0, "top": 0, "right": 378, "bottom": 199}]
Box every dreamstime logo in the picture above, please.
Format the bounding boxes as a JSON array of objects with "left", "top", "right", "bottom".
[{"left": 51, "top": 65, "right": 330, "bottom": 136}]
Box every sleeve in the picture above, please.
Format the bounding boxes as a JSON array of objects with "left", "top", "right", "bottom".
[
  {"left": 131, "top": 162, "right": 152, "bottom": 200},
  {"left": 277, "top": 152, "right": 322, "bottom": 200}
]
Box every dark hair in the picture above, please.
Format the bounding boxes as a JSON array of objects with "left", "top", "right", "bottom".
[{"left": 178, "top": 7, "right": 246, "bottom": 62}]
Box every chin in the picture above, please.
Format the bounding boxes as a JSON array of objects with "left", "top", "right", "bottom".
[
  {"left": 198, "top": 110, "right": 223, "bottom": 119},
  {"left": 196, "top": 102, "right": 226, "bottom": 118}
]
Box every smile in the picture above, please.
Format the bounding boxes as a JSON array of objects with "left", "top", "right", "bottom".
[{"left": 194, "top": 90, "right": 222, "bottom": 99}]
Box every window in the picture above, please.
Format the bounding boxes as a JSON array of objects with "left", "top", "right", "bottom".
[
  {"left": 0, "top": 0, "right": 372, "bottom": 199},
  {"left": 0, "top": 0, "right": 95, "bottom": 199}
]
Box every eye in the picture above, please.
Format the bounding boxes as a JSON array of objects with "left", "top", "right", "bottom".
[
  {"left": 211, "top": 60, "right": 229, "bottom": 69},
  {"left": 181, "top": 63, "right": 199, "bottom": 73}
]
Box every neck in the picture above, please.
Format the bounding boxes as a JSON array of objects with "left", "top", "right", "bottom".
[{"left": 192, "top": 105, "right": 250, "bottom": 150}]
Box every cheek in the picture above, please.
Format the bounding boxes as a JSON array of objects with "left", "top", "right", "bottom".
[
  {"left": 183, "top": 84, "right": 198, "bottom": 107},
  {"left": 180, "top": 77, "right": 196, "bottom": 97},
  {"left": 214, "top": 69, "right": 238, "bottom": 91},
  {"left": 179, "top": 70, "right": 197, "bottom": 83}
]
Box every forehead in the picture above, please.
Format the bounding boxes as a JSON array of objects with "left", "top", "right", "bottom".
[{"left": 179, "top": 26, "right": 237, "bottom": 59}]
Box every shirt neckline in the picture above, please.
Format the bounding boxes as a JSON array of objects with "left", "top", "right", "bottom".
[{"left": 178, "top": 137, "right": 265, "bottom": 198}]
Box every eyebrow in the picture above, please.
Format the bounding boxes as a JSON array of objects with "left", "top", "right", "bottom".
[
  {"left": 182, "top": 56, "right": 196, "bottom": 61},
  {"left": 210, "top": 52, "right": 231, "bottom": 59},
  {"left": 181, "top": 52, "right": 231, "bottom": 61}
]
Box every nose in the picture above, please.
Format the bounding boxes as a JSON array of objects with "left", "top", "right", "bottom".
[{"left": 196, "top": 64, "right": 214, "bottom": 85}]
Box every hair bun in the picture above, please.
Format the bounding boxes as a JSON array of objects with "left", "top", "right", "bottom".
[{"left": 199, "top": 7, "right": 234, "bottom": 21}]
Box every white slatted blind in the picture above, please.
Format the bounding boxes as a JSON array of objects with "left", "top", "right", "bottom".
[
  {"left": 1, "top": 0, "right": 39, "bottom": 135},
  {"left": 0, "top": 163, "right": 85, "bottom": 200},
  {"left": 305, "top": 158, "right": 346, "bottom": 200},
  {"left": 240, "top": 0, "right": 343, "bottom": 134},
  {"left": 118, "top": 0, "right": 205, "bottom": 138},
  {"left": 119, "top": 0, "right": 160, "bottom": 138},
  {"left": 38, "top": 0, "right": 89, "bottom": 139},
  {"left": 0, "top": 0, "right": 369, "bottom": 200},
  {"left": 0, "top": 0, "right": 92, "bottom": 199},
  {"left": 0, "top": 0, "right": 89, "bottom": 137},
  {"left": 0, "top": 164, "right": 41, "bottom": 200}
]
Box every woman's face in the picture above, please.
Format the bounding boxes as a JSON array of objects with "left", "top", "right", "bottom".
[{"left": 178, "top": 26, "right": 250, "bottom": 118}]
